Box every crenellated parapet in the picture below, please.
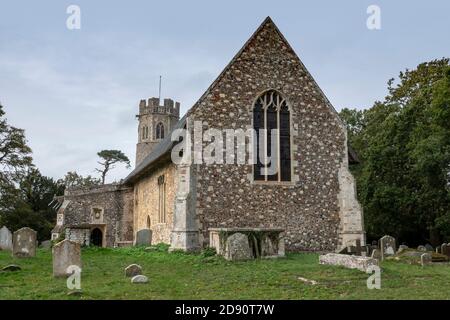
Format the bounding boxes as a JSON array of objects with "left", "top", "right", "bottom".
[{"left": 138, "top": 97, "right": 180, "bottom": 118}]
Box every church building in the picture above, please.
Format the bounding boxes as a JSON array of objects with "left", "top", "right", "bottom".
[{"left": 52, "top": 17, "right": 365, "bottom": 253}]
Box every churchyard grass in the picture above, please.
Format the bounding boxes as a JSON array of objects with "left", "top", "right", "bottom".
[{"left": 1, "top": 246, "right": 450, "bottom": 300}]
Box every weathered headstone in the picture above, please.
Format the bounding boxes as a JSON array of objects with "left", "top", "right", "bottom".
[
  {"left": 131, "top": 275, "right": 148, "bottom": 284},
  {"left": 425, "top": 244, "right": 434, "bottom": 252},
  {"left": 12, "top": 227, "right": 37, "bottom": 258},
  {"left": 417, "top": 245, "right": 427, "bottom": 251},
  {"left": 421, "top": 253, "right": 432, "bottom": 266},
  {"left": 0, "top": 226, "right": 13, "bottom": 251},
  {"left": 224, "top": 233, "right": 253, "bottom": 261},
  {"left": 135, "top": 229, "right": 152, "bottom": 246},
  {"left": 441, "top": 243, "right": 450, "bottom": 258},
  {"left": 319, "top": 253, "right": 379, "bottom": 272},
  {"left": 380, "top": 235, "right": 396, "bottom": 260},
  {"left": 125, "top": 264, "right": 142, "bottom": 277},
  {"left": 52, "top": 239, "right": 82, "bottom": 277}
]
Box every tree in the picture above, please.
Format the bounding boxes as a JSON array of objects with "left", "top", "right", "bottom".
[
  {"left": 59, "top": 171, "right": 101, "bottom": 188},
  {"left": 340, "top": 58, "right": 450, "bottom": 246},
  {"left": 1, "top": 168, "right": 64, "bottom": 241},
  {"left": 95, "top": 150, "right": 130, "bottom": 184},
  {"left": 0, "top": 103, "right": 33, "bottom": 185}
]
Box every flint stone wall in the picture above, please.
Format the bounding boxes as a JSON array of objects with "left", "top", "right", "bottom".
[
  {"left": 188, "top": 19, "right": 363, "bottom": 251},
  {"left": 61, "top": 184, "right": 134, "bottom": 247}
]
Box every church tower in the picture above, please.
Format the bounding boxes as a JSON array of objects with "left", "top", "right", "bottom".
[{"left": 135, "top": 97, "right": 180, "bottom": 166}]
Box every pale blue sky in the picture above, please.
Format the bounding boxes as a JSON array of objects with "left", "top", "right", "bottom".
[{"left": 0, "top": 0, "right": 449, "bottom": 182}]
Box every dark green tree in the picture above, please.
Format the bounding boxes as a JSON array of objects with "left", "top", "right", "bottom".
[
  {"left": 1, "top": 168, "right": 64, "bottom": 241},
  {"left": 340, "top": 58, "right": 450, "bottom": 246},
  {"left": 0, "top": 103, "right": 33, "bottom": 183},
  {"left": 58, "top": 171, "right": 101, "bottom": 188}
]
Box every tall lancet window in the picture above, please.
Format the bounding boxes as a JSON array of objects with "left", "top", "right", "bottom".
[
  {"left": 253, "top": 90, "right": 291, "bottom": 182},
  {"left": 156, "top": 122, "right": 164, "bottom": 139}
]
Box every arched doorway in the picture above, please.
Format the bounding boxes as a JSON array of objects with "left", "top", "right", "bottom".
[{"left": 90, "top": 228, "right": 103, "bottom": 247}]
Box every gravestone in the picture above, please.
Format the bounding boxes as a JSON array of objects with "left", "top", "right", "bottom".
[
  {"left": 380, "top": 235, "right": 396, "bottom": 261},
  {"left": 12, "top": 227, "right": 37, "bottom": 258},
  {"left": 131, "top": 275, "right": 148, "bottom": 284},
  {"left": 0, "top": 226, "right": 13, "bottom": 251},
  {"left": 421, "top": 253, "right": 432, "bottom": 266},
  {"left": 125, "top": 264, "right": 142, "bottom": 277},
  {"left": 425, "top": 244, "right": 434, "bottom": 252},
  {"left": 135, "top": 229, "right": 152, "bottom": 246},
  {"left": 319, "top": 253, "right": 379, "bottom": 272},
  {"left": 52, "top": 239, "right": 82, "bottom": 277},
  {"left": 397, "top": 245, "right": 408, "bottom": 254},
  {"left": 441, "top": 243, "right": 450, "bottom": 258},
  {"left": 224, "top": 233, "right": 253, "bottom": 261},
  {"left": 417, "top": 245, "right": 427, "bottom": 251}
]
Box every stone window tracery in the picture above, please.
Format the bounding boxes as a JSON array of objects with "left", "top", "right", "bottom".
[{"left": 253, "top": 90, "right": 291, "bottom": 182}]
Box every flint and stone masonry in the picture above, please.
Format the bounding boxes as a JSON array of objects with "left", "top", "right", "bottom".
[{"left": 52, "top": 17, "right": 365, "bottom": 253}]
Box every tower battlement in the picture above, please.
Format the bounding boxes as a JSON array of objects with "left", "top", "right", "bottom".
[
  {"left": 138, "top": 97, "right": 180, "bottom": 118},
  {"left": 135, "top": 97, "right": 181, "bottom": 167}
]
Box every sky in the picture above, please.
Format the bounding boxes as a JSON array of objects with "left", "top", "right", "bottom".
[{"left": 0, "top": 0, "right": 449, "bottom": 182}]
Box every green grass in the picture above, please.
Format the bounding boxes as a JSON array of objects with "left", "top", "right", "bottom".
[{"left": 1, "top": 246, "right": 449, "bottom": 300}]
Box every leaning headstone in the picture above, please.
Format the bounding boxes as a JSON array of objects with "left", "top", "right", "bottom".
[
  {"left": 0, "top": 226, "right": 13, "bottom": 251},
  {"left": 371, "top": 249, "right": 381, "bottom": 260},
  {"left": 421, "top": 253, "right": 432, "bottom": 266},
  {"left": 125, "top": 264, "right": 142, "bottom": 277},
  {"left": 417, "top": 245, "right": 427, "bottom": 252},
  {"left": 441, "top": 243, "right": 450, "bottom": 258},
  {"left": 52, "top": 239, "right": 82, "bottom": 277},
  {"left": 380, "top": 235, "right": 396, "bottom": 261},
  {"left": 224, "top": 233, "right": 253, "bottom": 261},
  {"left": 135, "top": 229, "right": 152, "bottom": 246},
  {"left": 12, "top": 227, "right": 37, "bottom": 258},
  {"left": 425, "top": 244, "right": 434, "bottom": 252},
  {"left": 319, "top": 253, "right": 379, "bottom": 272},
  {"left": 131, "top": 275, "right": 148, "bottom": 284}
]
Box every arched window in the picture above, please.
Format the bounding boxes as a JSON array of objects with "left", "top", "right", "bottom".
[
  {"left": 253, "top": 90, "right": 291, "bottom": 182},
  {"left": 156, "top": 122, "right": 164, "bottom": 139},
  {"left": 142, "top": 126, "right": 149, "bottom": 140},
  {"left": 146, "top": 215, "right": 151, "bottom": 228}
]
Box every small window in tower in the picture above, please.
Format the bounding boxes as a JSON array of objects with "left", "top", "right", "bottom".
[{"left": 156, "top": 122, "right": 164, "bottom": 140}]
